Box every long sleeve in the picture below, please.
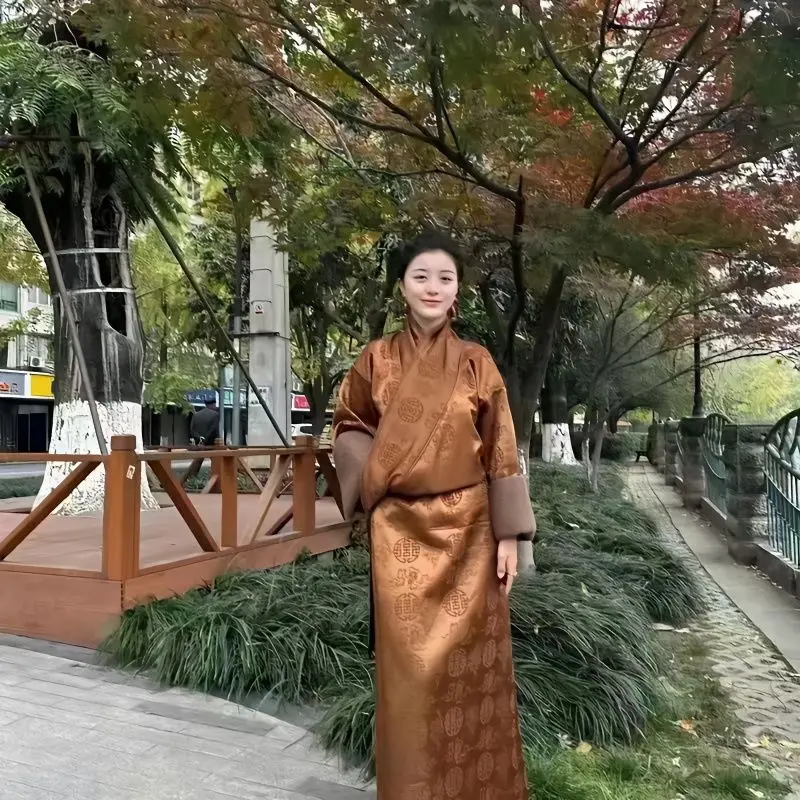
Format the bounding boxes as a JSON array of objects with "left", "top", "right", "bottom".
[
  {"left": 333, "top": 350, "right": 380, "bottom": 518},
  {"left": 476, "top": 353, "right": 536, "bottom": 542}
]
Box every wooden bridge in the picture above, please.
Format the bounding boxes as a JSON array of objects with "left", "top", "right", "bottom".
[{"left": 0, "top": 435, "right": 351, "bottom": 648}]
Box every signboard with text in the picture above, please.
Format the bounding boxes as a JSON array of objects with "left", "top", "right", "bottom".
[{"left": 0, "top": 370, "right": 24, "bottom": 397}]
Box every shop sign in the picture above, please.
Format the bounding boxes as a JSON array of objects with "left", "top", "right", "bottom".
[{"left": 0, "top": 371, "right": 24, "bottom": 396}]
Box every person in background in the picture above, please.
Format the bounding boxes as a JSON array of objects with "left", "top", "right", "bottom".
[
  {"left": 183, "top": 399, "right": 221, "bottom": 484},
  {"left": 190, "top": 398, "right": 220, "bottom": 446},
  {"left": 332, "top": 231, "right": 534, "bottom": 800}
]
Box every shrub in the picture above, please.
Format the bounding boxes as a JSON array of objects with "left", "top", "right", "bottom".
[
  {"left": 0, "top": 476, "right": 42, "bottom": 499},
  {"left": 103, "top": 463, "right": 705, "bottom": 772}
]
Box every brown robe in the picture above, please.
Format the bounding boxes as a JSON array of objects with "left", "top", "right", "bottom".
[{"left": 333, "top": 321, "right": 533, "bottom": 800}]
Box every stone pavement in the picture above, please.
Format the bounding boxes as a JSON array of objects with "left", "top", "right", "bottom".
[
  {"left": 0, "top": 635, "right": 374, "bottom": 800},
  {"left": 629, "top": 465, "right": 800, "bottom": 790}
]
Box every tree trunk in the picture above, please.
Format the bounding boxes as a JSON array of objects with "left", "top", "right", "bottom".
[
  {"left": 589, "top": 420, "right": 605, "bottom": 494},
  {"left": 503, "top": 367, "right": 536, "bottom": 571},
  {"left": 6, "top": 155, "right": 157, "bottom": 514},
  {"left": 540, "top": 363, "right": 577, "bottom": 466}
]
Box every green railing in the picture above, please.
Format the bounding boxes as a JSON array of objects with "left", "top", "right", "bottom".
[
  {"left": 765, "top": 409, "right": 800, "bottom": 566},
  {"left": 701, "top": 414, "right": 729, "bottom": 514}
]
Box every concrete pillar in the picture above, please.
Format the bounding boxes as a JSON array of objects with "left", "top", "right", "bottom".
[
  {"left": 679, "top": 417, "right": 705, "bottom": 510},
  {"left": 247, "top": 220, "right": 291, "bottom": 463},
  {"left": 723, "top": 424, "right": 771, "bottom": 561},
  {"left": 664, "top": 420, "right": 679, "bottom": 486}
]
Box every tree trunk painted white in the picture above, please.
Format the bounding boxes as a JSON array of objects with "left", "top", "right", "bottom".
[
  {"left": 541, "top": 422, "right": 578, "bottom": 465},
  {"left": 6, "top": 151, "right": 156, "bottom": 515},
  {"left": 34, "top": 399, "right": 158, "bottom": 514},
  {"left": 516, "top": 444, "right": 536, "bottom": 572}
]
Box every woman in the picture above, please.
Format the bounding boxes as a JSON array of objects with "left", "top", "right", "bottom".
[{"left": 333, "top": 232, "right": 535, "bottom": 800}]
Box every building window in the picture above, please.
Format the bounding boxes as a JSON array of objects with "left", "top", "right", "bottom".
[
  {"left": 16, "top": 334, "right": 51, "bottom": 367},
  {"left": 26, "top": 287, "right": 51, "bottom": 306},
  {"left": 0, "top": 342, "right": 8, "bottom": 368},
  {"left": 0, "top": 283, "right": 18, "bottom": 312}
]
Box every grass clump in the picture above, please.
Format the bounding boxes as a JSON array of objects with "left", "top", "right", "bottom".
[
  {"left": 103, "top": 462, "right": 732, "bottom": 791},
  {"left": 526, "top": 635, "right": 788, "bottom": 800},
  {"left": 0, "top": 476, "right": 42, "bottom": 499}
]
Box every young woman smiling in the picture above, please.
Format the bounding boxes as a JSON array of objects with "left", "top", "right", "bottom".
[{"left": 333, "top": 231, "right": 535, "bottom": 800}]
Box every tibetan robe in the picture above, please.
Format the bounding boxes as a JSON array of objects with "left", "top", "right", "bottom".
[{"left": 333, "top": 322, "right": 535, "bottom": 800}]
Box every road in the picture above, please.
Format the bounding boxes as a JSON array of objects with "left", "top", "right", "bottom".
[{"left": 0, "top": 460, "right": 195, "bottom": 481}]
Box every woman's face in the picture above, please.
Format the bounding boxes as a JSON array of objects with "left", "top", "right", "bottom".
[{"left": 400, "top": 249, "right": 459, "bottom": 329}]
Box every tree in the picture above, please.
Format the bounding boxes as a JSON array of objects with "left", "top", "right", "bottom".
[
  {"left": 130, "top": 221, "right": 217, "bottom": 412},
  {"left": 102, "top": 0, "right": 800, "bottom": 467},
  {"left": 0, "top": 13, "right": 187, "bottom": 510}
]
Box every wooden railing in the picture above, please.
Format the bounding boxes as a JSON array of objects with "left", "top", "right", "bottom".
[{"left": 0, "top": 434, "right": 346, "bottom": 581}]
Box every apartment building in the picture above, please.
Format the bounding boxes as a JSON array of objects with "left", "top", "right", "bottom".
[{"left": 0, "top": 282, "right": 55, "bottom": 452}]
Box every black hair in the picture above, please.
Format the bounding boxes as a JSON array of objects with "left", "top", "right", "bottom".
[{"left": 390, "top": 230, "right": 464, "bottom": 282}]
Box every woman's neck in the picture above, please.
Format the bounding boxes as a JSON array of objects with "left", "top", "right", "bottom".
[{"left": 408, "top": 312, "right": 448, "bottom": 340}]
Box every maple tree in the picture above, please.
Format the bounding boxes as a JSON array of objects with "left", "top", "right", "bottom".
[{"left": 88, "top": 0, "right": 800, "bottom": 460}]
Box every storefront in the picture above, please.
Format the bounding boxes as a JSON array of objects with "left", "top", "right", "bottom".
[{"left": 0, "top": 370, "right": 54, "bottom": 452}]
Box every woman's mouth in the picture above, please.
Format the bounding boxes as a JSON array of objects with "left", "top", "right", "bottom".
[{"left": 422, "top": 299, "right": 440, "bottom": 306}]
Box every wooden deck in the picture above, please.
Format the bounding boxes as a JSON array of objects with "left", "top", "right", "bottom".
[
  {"left": 0, "top": 437, "right": 353, "bottom": 648},
  {"left": 0, "top": 494, "right": 345, "bottom": 571}
]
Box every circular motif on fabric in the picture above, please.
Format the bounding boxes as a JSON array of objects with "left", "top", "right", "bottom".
[
  {"left": 379, "top": 342, "right": 391, "bottom": 361},
  {"left": 398, "top": 397, "right": 424, "bottom": 424},
  {"left": 477, "top": 751, "right": 495, "bottom": 782},
  {"left": 437, "top": 422, "right": 456, "bottom": 450},
  {"left": 381, "top": 381, "right": 400, "bottom": 409},
  {"left": 486, "top": 591, "right": 498, "bottom": 612},
  {"left": 445, "top": 531, "right": 464, "bottom": 559},
  {"left": 378, "top": 442, "right": 402, "bottom": 468},
  {"left": 444, "top": 766, "right": 464, "bottom": 798},
  {"left": 482, "top": 639, "right": 498, "bottom": 668},
  {"left": 479, "top": 787, "right": 495, "bottom": 800},
  {"left": 418, "top": 357, "right": 440, "bottom": 379},
  {"left": 443, "top": 589, "right": 469, "bottom": 617},
  {"left": 393, "top": 537, "right": 420, "bottom": 563},
  {"left": 444, "top": 706, "right": 464, "bottom": 737},
  {"left": 394, "top": 593, "right": 420, "bottom": 621},
  {"left": 484, "top": 614, "right": 499, "bottom": 637},
  {"left": 412, "top": 787, "right": 432, "bottom": 800},
  {"left": 441, "top": 490, "right": 463, "bottom": 508},
  {"left": 482, "top": 670, "right": 498, "bottom": 694},
  {"left": 480, "top": 695, "right": 495, "bottom": 725},
  {"left": 447, "top": 648, "right": 467, "bottom": 677},
  {"left": 411, "top": 653, "right": 426, "bottom": 674}
]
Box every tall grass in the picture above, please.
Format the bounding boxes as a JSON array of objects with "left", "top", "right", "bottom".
[{"left": 102, "top": 463, "right": 706, "bottom": 772}]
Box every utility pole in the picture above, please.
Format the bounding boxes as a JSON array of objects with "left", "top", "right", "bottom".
[{"left": 225, "top": 186, "right": 243, "bottom": 446}]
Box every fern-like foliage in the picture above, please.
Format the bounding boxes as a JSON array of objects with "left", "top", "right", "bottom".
[{"left": 0, "top": 12, "right": 183, "bottom": 224}]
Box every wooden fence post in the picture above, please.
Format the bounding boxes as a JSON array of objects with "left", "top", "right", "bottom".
[
  {"left": 102, "top": 435, "right": 141, "bottom": 581},
  {"left": 219, "top": 454, "right": 239, "bottom": 547},
  {"left": 292, "top": 435, "right": 317, "bottom": 535}
]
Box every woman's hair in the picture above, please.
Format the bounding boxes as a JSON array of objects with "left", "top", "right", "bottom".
[{"left": 390, "top": 230, "right": 464, "bottom": 282}]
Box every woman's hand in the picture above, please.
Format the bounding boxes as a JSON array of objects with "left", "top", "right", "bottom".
[{"left": 497, "top": 539, "right": 518, "bottom": 595}]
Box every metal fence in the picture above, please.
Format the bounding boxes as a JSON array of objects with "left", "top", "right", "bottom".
[
  {"left": 765, "top": 410, "right": 800, "bottom": 566},
  {"left": 701, "top": 413, "right": 729, "bottom": 515},
  {"left": 675, "top": 425, "right": 684, "bottom": 484}
]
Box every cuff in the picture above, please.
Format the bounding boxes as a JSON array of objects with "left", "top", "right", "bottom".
[
  {"left": 489, "top": 474, "right": 536, "bottom": 541},
  {"left": 333, "top": 431, "right": 374, "bottom": 518}
]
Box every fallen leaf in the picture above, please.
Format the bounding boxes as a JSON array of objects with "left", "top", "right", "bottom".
[
  {"left": 576, "top": 741, "right": 592, "bottom": 754},
  {"left": 671, "top": 756, "right": 681, "bottom": 767},
  {"left": 676, "top": 719, "right": 697, "bottom": 735},
  {"left": 653, "top": 623, "right": 675, "bottom": 632},
  {"left": 580, "top": 583, "right": 590, "bottom": 596},
  {"left": 748, "top": 790, "right": 765, "bottom": 798}
]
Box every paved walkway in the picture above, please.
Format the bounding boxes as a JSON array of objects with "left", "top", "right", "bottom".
[
  {"left": 630, "top": 465, "right": 800, "bottom": 790},
  {"left": 0, "top": 636, "right": 373, "bottom": 799}
]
